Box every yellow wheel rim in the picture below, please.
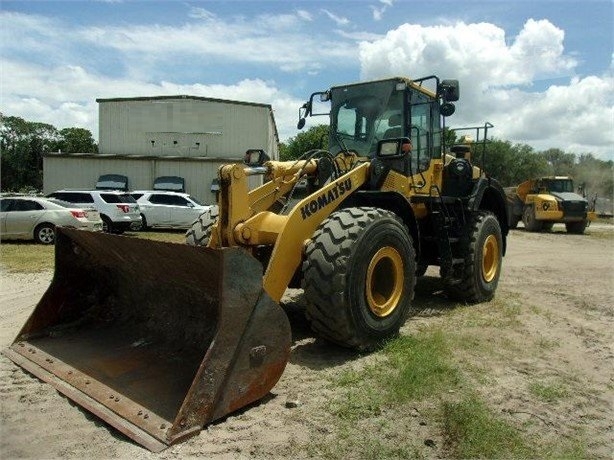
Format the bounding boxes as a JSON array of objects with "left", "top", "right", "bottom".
[
  {"left": 482, "top": 234, "right": 499, "bottom": 283},
  {"left": 365, "top": 247, "right": 404, "bottom": 317}
]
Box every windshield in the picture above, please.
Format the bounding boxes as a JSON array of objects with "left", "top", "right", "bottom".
[
  {"left": 545, "top": 179, "right": 574, "bottom": 193},
  {"left": 329, "top": 80, "right": 404, "bottom": 156},
  {"left": 188, "top": 195, "right": 204, "bottom": 206}
]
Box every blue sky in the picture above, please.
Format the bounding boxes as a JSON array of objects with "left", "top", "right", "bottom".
[{"left": 1, "top": 0, "right": 613, "bottom": 159}]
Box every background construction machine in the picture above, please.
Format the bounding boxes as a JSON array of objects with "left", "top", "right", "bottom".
[
  {"left": 506, "top": 176, "right": 596, "bottom": 233},
  {"left": 5, "top": 76, "right": 509, "bottom": 451}
]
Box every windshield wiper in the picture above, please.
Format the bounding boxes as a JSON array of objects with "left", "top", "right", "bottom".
[{"left": 335, "top": 131, "right": 351, "bottom": 153}]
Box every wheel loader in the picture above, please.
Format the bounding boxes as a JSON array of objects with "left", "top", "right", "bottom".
[{"left": 4, "top": 76, "right": 509, "bottom": 451}]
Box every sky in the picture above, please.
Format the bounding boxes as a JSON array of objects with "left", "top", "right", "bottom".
[{"left": 1, "top": 0, "right": 613, "bottom": 160}]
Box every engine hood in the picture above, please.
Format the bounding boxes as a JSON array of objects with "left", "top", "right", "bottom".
[{"left": 551, "top": 191, "right": 587, "bottom": 203}]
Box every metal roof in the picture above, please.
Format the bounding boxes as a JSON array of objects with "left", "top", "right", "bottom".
[{"left": 95, "top": 95, "right": 273, "bottom": 110}]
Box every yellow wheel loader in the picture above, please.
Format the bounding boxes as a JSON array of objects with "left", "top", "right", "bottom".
[{"left": 4, "top": 76, "right": 509, "bottom": 451}]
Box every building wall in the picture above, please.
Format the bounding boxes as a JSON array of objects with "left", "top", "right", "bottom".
[
  {"left": 97, "top": 96, "right": 279, "bottom": 159},
  {"left": 44, "top": 96, "right": 279, "bottom": 204}
]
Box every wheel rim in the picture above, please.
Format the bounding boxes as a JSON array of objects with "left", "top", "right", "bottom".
[
  {"left": 39, "top": 228, "right": 54, "bottom": 244},
  {"left": 365, "top": 246, "right": 404, "bottom": 317},
  {"left": 481, "top": 234, "right": 499, "bottom": 283}
]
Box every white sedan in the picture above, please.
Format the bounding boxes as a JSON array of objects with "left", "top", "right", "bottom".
[{"left": 0, "top": 196, "right": 103, "bottom": 244}]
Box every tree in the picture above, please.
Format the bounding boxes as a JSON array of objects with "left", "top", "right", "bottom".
[
  {"left": 58, "top": 127, "right": 97, "bottom": 153},
  {"left": 574, "top": 153, "right": 614, "bottom": 198},
  {"left": 482, "top": 139, "right": 548, "bottom": 186},
  {"left": 0, "top": 114, "right": 98, "bottom": 192},
  {"left": 540, "top": 148, "right": 575, "bottom": 176},
  {"left": 1, "top": 115, "right": 59, "bottom": 191},
  {"left": 280, "top": 124, "right": 329, "bottom": 161}
]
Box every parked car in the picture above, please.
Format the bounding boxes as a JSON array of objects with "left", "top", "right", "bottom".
[
  {"left": 46, "top": 190, "right": 141, "bottom": 234},
  {"left": 130, "top": 190, "right": 212, "bottom": 230},
  {"left": 0, "top": 196, "right": 102, "bottom": 244}
]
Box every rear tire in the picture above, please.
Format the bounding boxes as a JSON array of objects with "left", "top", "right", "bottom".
[
  {"left": 522, "top": 206, "right": 542, "bottom": 232},
  {"left": 139, "top": 214, "right": 149, "bottom": 231},
  {"left": 101, "top": 215, "right": 113, "bottom": 233},
  {"left": 34, "top": 223, "right": 55, "bottom": 245},
  {"left": 442, "top": 211, "right": 502, "bottom": 303},
  {"left": 302, "top": 207, "right": 416, "bottom": 351},
  {"left": 186, "top": 206, "right": 219, "bottom": 246}
]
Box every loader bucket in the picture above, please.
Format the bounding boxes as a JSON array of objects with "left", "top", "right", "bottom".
[{"left": 3, "top": 228, "right": 291, "bottom": 451}]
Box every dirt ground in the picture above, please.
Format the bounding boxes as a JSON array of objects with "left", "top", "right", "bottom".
[{"left": 1, "top": 223, "right": 613, "bottom": 459}]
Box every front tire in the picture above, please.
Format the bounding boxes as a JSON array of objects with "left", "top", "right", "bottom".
[
  {"left": 522, "top": 206, "right": 542, "bottom": 232},
  {"left": 186, "top": 206, "right": 219, "bottom": 246},
  {"left": 566, "top": 220, "right": 587, "bottom": 234},
  {"left": 442, "top": 211, "right": 503, "bottom": 303},
  {"left": 302, "top": 207, "right": 416, "bottom": 351},
  {"left": 34, "top": 223, "right": 55, "bottom": 245}
]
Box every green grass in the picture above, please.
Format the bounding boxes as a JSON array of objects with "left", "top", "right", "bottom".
[
  {"left": 0, "top": 230, "right": 186, "bottom": 273},
  {"left": 442, "top": 395, "right": 532, "bottom": 459},
  {"left": 529, "top": 381, "right": 570, "bottom": 403},
  {"left": 0, "top": 241, "right": 55, "bottom": 272},
  {"left": 328, "top": 330, "right": 461, "bottom": 422},
  {"left": 383, "top": 330, "right": 462, "bottom": 402}
]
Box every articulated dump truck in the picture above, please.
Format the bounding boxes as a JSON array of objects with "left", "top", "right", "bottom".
[
  {"left": 505, "top": 176, "right": 596, "bottom": 233},
  {"left": 5, "top": 76, "right": 509, "bottom": 451}
]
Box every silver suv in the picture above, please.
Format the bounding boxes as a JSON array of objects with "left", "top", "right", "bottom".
[
  {"left": 47, "top": 190, "right": 141, "bottom": 233},
  {"left": 130, "top": 190, "right": 211, "bottom": 230}
]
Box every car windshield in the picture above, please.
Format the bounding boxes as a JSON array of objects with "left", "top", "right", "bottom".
[
  {"left": 188, "top": 195, "right": 204, "bottom": 206},
  {"left": 101, "top": 193, "right": 137, "bottom": 204},
  {"left": 545, "top": 179, "right": 574, "bottom": 193},
  {"left": 48, "top": 198, "right": 75, "bottom": 208}
]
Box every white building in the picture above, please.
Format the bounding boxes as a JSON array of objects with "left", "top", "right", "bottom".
[{"left": 43, "top": 95, "right": 280, "bottom": 203}]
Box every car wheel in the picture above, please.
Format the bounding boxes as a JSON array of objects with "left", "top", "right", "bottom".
[
  {"left": 34, "top": 223, "right": 55, "bottom": 245},
  {"left": 101, "top": 215, "right": 113, "bottom": 233},
  {"left": 140, "top": 214, "right": 149, "bottom": 231}
]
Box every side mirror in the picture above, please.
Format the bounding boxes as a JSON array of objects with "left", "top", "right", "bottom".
[
  {"left": 244, "top": 149, "right": 270, "bottom": 167},
  {"left": 437, "top": 79, "right": 460, "bottom": 102},
  {"left": 440, "top": 102, "right": 456, "bottom": 117}
]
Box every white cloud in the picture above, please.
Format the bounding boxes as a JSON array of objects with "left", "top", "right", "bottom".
[
  {"left": 371, "top": 0, "right": 394, "bottom": 21},
  {"left": 358, "top": 19, "right": 612, "bottom": 159},
  {"left": 0, "top": 60, "right": 305, "bottom": 141},
  {"left": 321, "top": 9, "right": 350, "bottom": 26},
  {"left": 1, "top": 10, "right": 356, "bottom": 75},
  {"left": 296, "top": 9, "right": 313, "bottom": 21},
  {"left": 188, "top": 7, "right": 217, "bottom": 21}
]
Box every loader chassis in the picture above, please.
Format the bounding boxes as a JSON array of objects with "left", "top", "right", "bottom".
[{"left": 5, "top": 75, "right": 508, "bottom": 451}]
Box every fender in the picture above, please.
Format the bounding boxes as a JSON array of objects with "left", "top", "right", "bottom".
[
  {"left": 468, "top": 177, "right": 509, "bottom": 253},
  {"left": 343, "top": 190, "right": 421, "bottom": 259}
]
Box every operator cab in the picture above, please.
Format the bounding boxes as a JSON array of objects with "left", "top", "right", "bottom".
[{"left": 297, "top": 77, "right": 460, "bottom": 178}]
